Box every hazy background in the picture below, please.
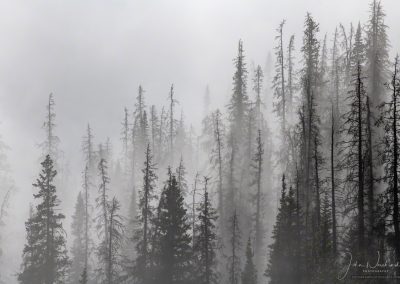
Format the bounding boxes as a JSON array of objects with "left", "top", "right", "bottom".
[{"left": 0, "top": 0, "right": 399, "bottom": 281}]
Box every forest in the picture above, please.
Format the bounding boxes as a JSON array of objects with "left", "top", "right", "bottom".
[{"left": 0, "top": 0, "right": 399, "bottom": 283}]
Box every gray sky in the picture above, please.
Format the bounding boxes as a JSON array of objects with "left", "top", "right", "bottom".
[{"left": 0, "top": 0, "right": 399, "bottom": 281}]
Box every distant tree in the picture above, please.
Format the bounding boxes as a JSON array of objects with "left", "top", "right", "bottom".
[
  {"left": 18, "top": 155, "right": 69, "bottom": 284},
  {"left": 228, "top": 40, "right": 249, "bottom": 143},
  {"left": 133, "top": 144, "right": 158, "bottom": 283},
  {"left": 273, "top": 20, "right": 287, "bottom": 132},
  {"left": 287, "top": 35, "right": 296, "bottom": 121},
  {"left": 167, "top": 85, "right": 178, "bottom": 165},
  {"left": 253, "top": 65, "right": 264, "bottom": 128},
  {"left": 365, "top": 0, "right": 389, "bottom": 110},
  {"left": 211, "top": 110, "right": 225, "bottom": 220},
  {"left": 176, "top": 156, "right": 188, "bottom": 197},
  {"left": 193, "top": 177, "right": 218, "bottom": 284},
  {"left": 241, "top": 238, "right": 257, "bottom": 284},
  {"left": 69, "top": 192, "right": 86, "bottom": 284},
  {"left": 250, "top": 130, "right": 264, "bottom": 270},
  {"left": 227, "top": 210, "right": 241, "bottom": 284},
  {"left": 40, "top": 93, "right": 60, "bottom": 164}
]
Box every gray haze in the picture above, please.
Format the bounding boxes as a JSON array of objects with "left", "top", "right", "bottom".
[{"left": 0, "top": 0, "right": 399, "bottom": 282}]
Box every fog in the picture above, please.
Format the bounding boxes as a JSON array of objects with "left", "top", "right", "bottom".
[{"left": 0, "top": 0, "right": 399, "bottom": 283}]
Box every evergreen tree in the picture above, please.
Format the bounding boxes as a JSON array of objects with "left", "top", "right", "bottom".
[
  {"left": 287, "top": 35, "right": 296, "bottom": 121},
  {"left": 365, "top": 0, "right": 389, "bottom": 110},
  {"left": 193, "top": 177, "right": 218, "bottom": 284},
  {"left": 250, "top": 130, "right": 264, "bottom": 270},
  {"left": 266, "top": 175, "right": 298, "bottom": 284},
  {"left": 376, "top": 56, "right": 400, "bottom": 261},
  {"left": 176, "top": 156, "right": 188, "bottom": 197},
  {"left": 273, "top": 20, "right": 287, "bottom": 132},
  {"left": 228, "top": 40, "right": 249, "bottom": 142},
  {"left": 338, "top": 62, "right": 368, "bottom": 259},
  {"left": 241, "top": 238, "right": 257, "bottom": 284},
  {"left": 133, "top": 144, "right": 158, "bottom": 283},
  {"left": 153, "top": 170, "right": 192, "bottom": 284},
  {"left": 40, "top": 93, "right": 60, "bottom": 164},
  {"left": 227, "top": 210, "right": 241, "bottom": 284},
  {"left": 18, "top": 155, "right": 69, "bottom": 284},
  {"left": 69, "top": 192, "right": 86, "bottom": 284}
]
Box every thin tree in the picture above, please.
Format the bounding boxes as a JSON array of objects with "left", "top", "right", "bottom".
[{"left": 193, "top": 177, "right": 218, "bottom": 284}]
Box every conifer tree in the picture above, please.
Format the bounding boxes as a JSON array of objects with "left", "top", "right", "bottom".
[
  {"left": 70, "top": 192, "right": 86, "bottom": 284},
  {"left": 287, "top": 35, "right": 296, "bottom": 121},
  {"left": 250, "top": 130, "right": 264, "bottom": 270},
  {"left": 273, "top": 20, "right": 287, "bottom": 132},
  {"left": 193, "top": 177, "right": 218, "bottom": 284},
  {"left": 153, "top": 170, "right": 192, "bottom": 284},
  {"left": 266, "top": 175, "right": 298, "bottom": 284},
  {"left": 241, "top": 238, "right": 257, "bottom": 284},
  {"left": 376, "top": 56, "right": 400, "bottom": 261},
  {"left": 227, "top": 210, "right": 241, "bottom": 284},
  {"left": 338, "top": 62, "right": 368, "bottom": 259},
  {"left": 40, "top": 93, "right": 60, "bottom": 164},
  {"left": 228, "top": 40, "right": 249, "bottom": 142},
  {"left": 133, "top": 144, "right": 158, "bottom": 283},
  {"left": 18, "top": 155, "right": 69, "bottom": 284},
  {"left": 211, "top": 110, "right": 225, "bottom": 220},
  {"left": 176, "top": 156, "right": 188, "bottom": 197},
  {"left": 365, "top": 0, "right": 389, "bottom": 109}
]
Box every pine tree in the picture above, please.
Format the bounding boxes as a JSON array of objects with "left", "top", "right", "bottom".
[
  {"left": 287, "top": 35, "right": 296, "bottom": 121},
  {"left": 253, "top": 65, "right": 264, "bottom": 128},
  {"left": 266, "top": 175, "right": 298, "bottom": 284},
  {"left": 176, "top": 157, "right": 188, "bottom": 197},
  {"left": 70, "top": 192, "right": 86, "bottom": 284},
  {"left": 376, "top": 56, "right": 400, "bottom": 261},
  {"left": 211, "top": 110, "right": 225, "bottom": 220},
  {"left": 40, "top": 93, "right": 60, "bottom": 164},
  {"left": 193, "top": 177, "right": 218, "bottom": 284},
  {"left": 241, "top": 238, "right": 257, "bottom": 284},
  {"left": 167, "top": 85, "right": 178, "bottom": 166},
  {"left": 133, "top": 144, "right": 158, "bottom": 283},
  {"left": 338, "top": 62, "right": 368, "bottom": 259},
  {"left": 227, "top": 210, "right": 241, "bottom": 284},
  {"left": 250, "top": 130, "right": 264, "bottom": 270},
  {"left": 273, "top": 20, "right": 287, "bottom": 132},
  {"left": 153, "top": 170, "right": 192, "bottom": 284},
  {"left": 18, "top": 155, "right": 69, "bottom": 284},
  {"left": 105, "top": 197, "right": 124, "bottom": 284},
  {"left": 228, "top": 40, "right": 249, "bottom": 143},
  {"left": 95, "top": 158, "right": 110, "bottom": 282},
  {"left": 365, "top": 0, "right": 389, "bottom": 110}
]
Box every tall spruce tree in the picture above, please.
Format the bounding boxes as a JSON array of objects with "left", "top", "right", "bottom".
[
  {"left": 153, "top": 170, "right": 192, "bottom": 284},
  {"left": 18, "top": 155, "right": 69, "bottom": 284}
]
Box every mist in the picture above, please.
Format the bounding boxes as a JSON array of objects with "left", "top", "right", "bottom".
[{"left": 0, "top": 0, "right": 400, "bottom": 283}]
